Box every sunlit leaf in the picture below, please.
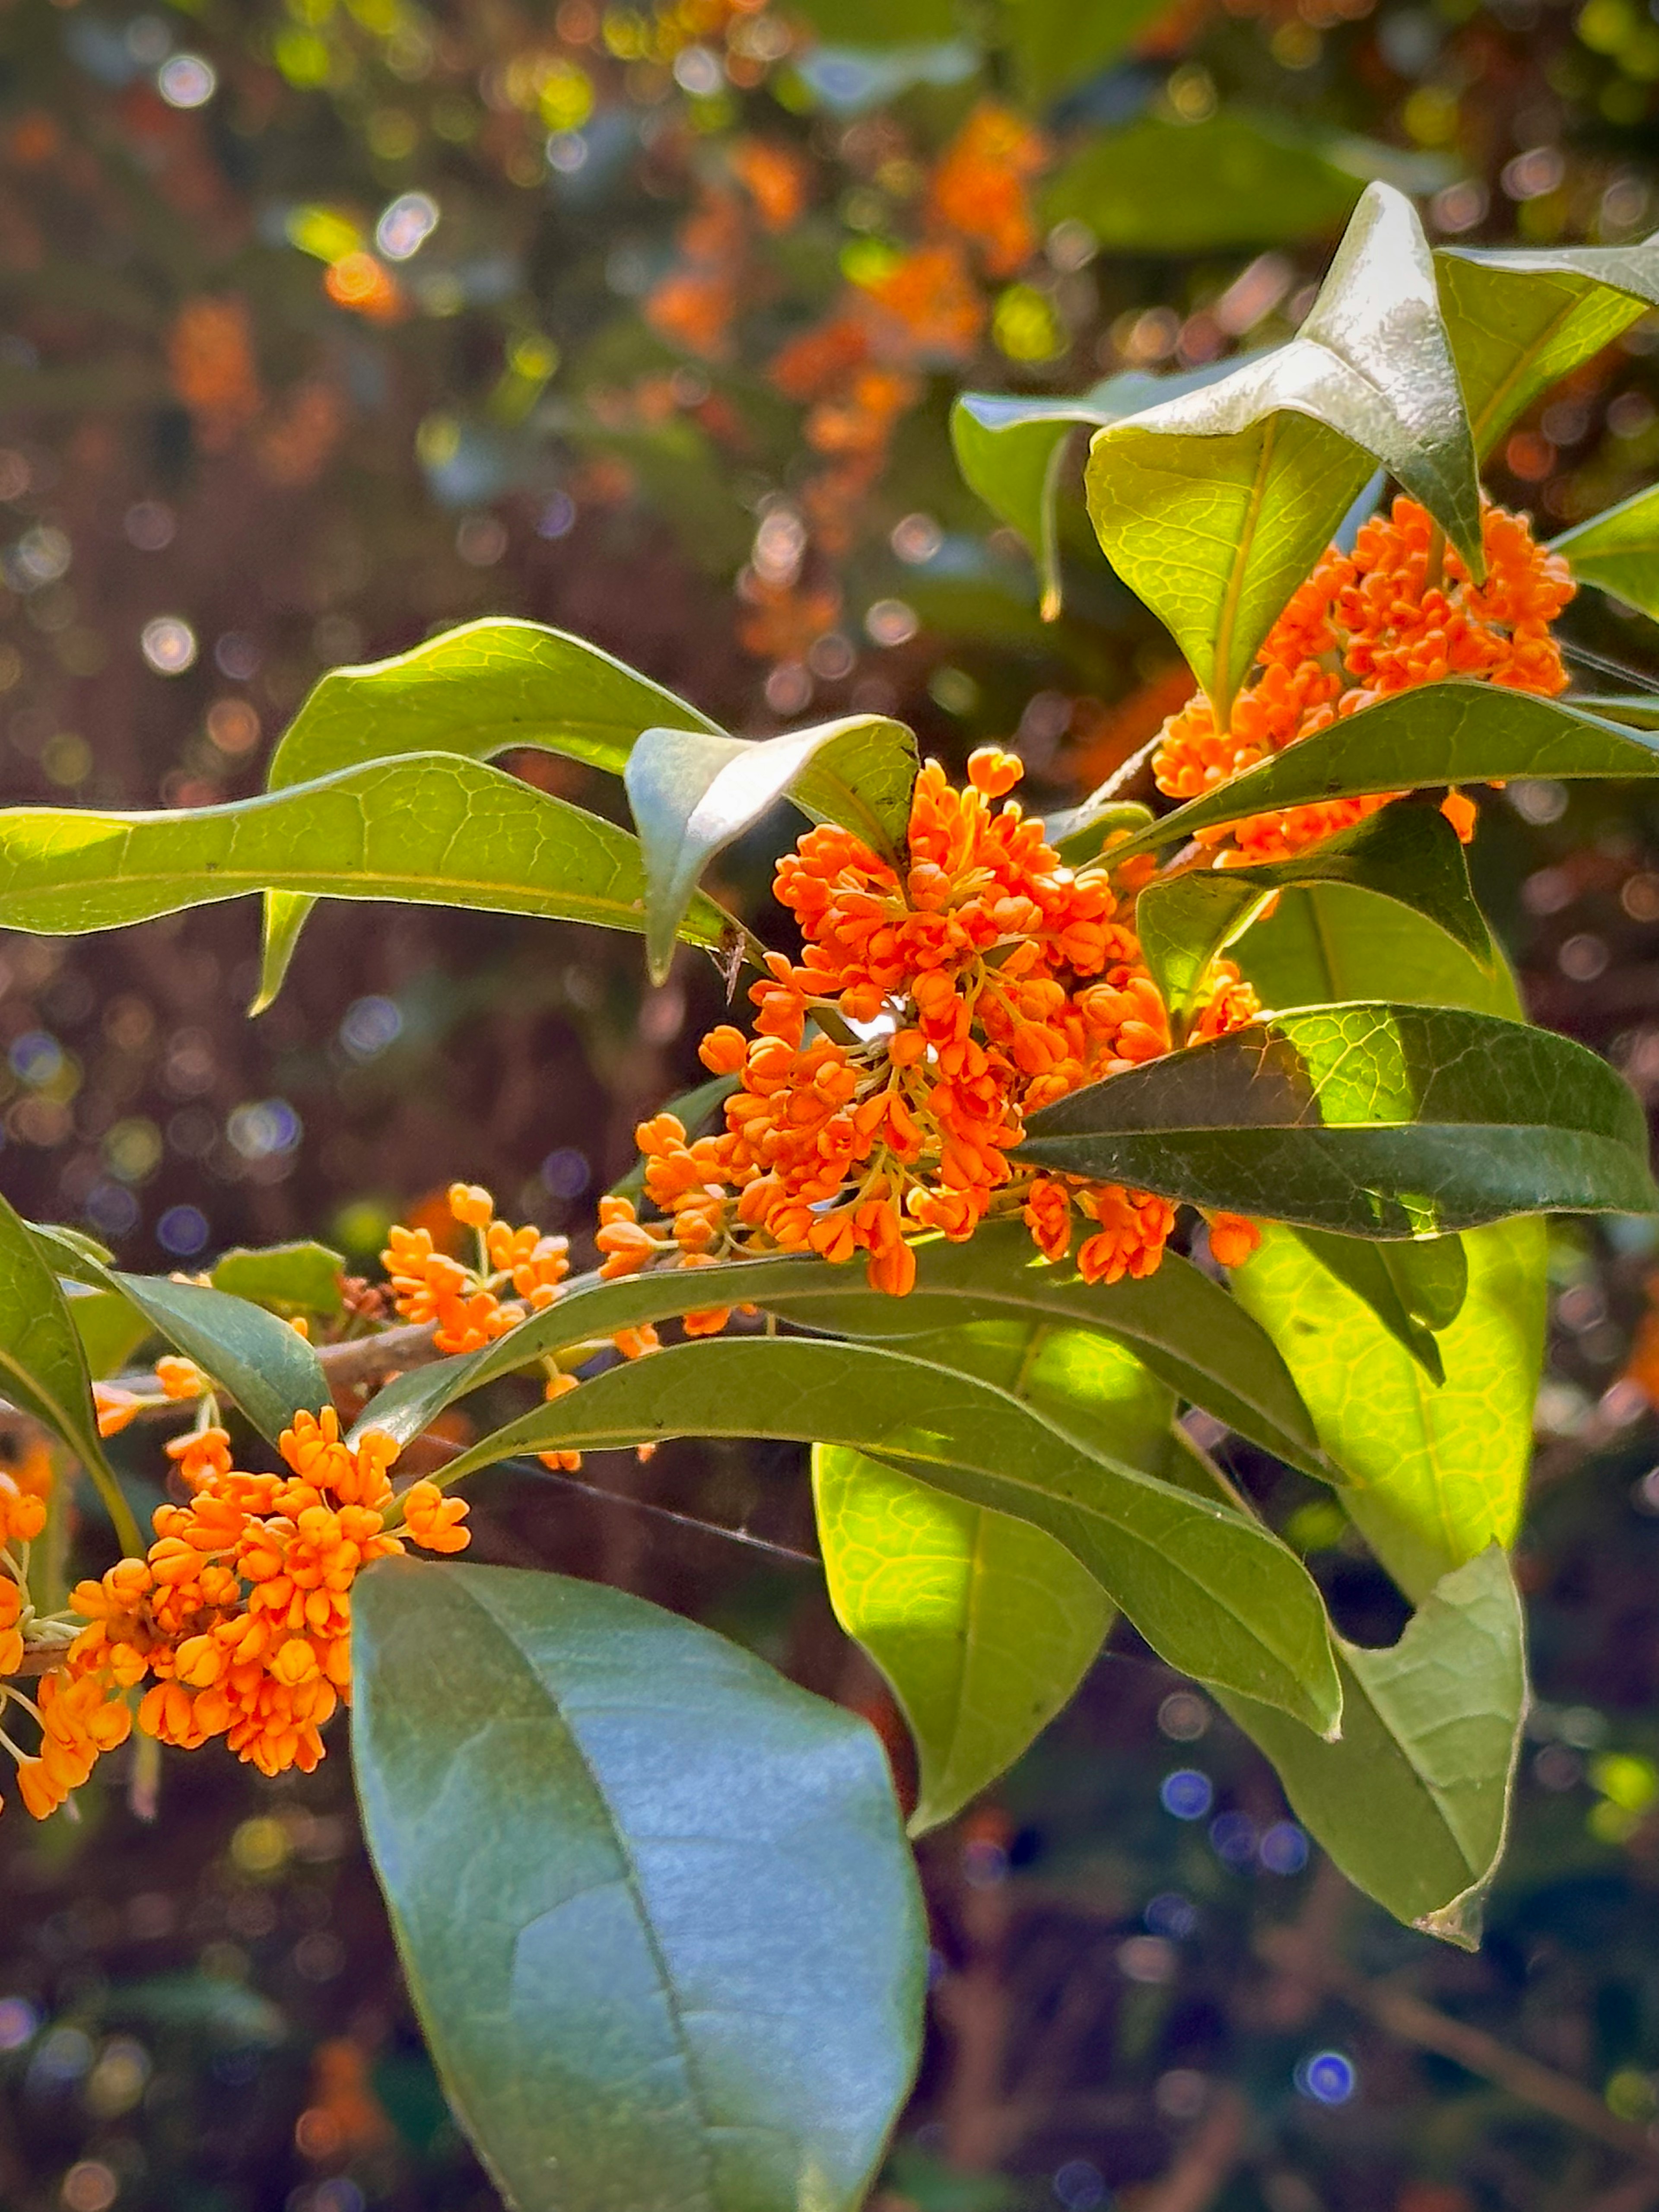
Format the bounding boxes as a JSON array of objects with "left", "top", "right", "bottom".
[
  {"left": 1437, "top": 235, "right": 1659, "bottom": 455},
  {"left": 1135, "top": 803, "right": 1490, "bottom": 1025},
  {"left": 1222, "top": 1546, "right": 1526, "bottom": 1946},
  {"left": 625, "top": 716, "right": 917, "bottom": 982},
  {"left": 1018, "top": 1001, "right": 1656, "bottom": 1235},
  {"left": 432, "top": 1335, "right": 1342, "bottom": 1730},
  {"left": 211, "top": 1241, "right": 346, "bottom": 1318},
  {"left": 1235, "top": 1220, "right": 1543, "bottom": 1601},
  {"left": 1551, "top": 481, "right": 1659, "bottom": 623},
  {"left": 1288, "top": 1225, "right": 1468, "bottom": 1384},
  {"left": 353, "top": 1557, "right": 926, "bottom": 2212},
  {"left": 816, "top": 1444, "right": 1113, "bottom": 1833},
  {"left": 1085, "top": 184, "right": 1481, "bottom": 722},
  {"left": 1106, "top": 683, "right": 1659, "bottom": 861}
]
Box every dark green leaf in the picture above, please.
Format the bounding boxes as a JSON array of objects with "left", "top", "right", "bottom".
[
  {"left": 1085, "top": 184, "right": 1481, "bottom": 724},
  {"left": 1107, "top": 683, "right": 1659, "bottom": 861},
  {"left": 1234, "top": 1220, "right": 1543, "bottom": 1602},
  {"left": 1437, "top": 236, "right": 1659, "bottom": 455},
  {"left": 0, "top": 1192, "right": 138, "bottom": 1554},
  {"left": 352, "top": 1556, "right": 925, "bottom": 2212},
  {"left": 1220, "top": 1546, "right": 1525, "bottom": 1945},
  {"left": 1045, "top": 799, "right": 1156, "bottom": 868},
  {"left": 1551, "top": 481, "right": 1659, "bottom": 622},
  {"left": 1018, "top": 1001, "right": 1656, "bottom": 1235},
  {"left": 625, "top": 716, "right": 917, "bottom": 983},
  {"left": 1233, "top": 877, "right": 1521, "bottom": 1020},
  {"left": 1136, "top": 803, "right": 1491, "bottom": 1024},
  {"left": 350, "top": 1220, "right": 1328, "bottom": 1483},
  {"left": 0, "top": 758, "right": 735, "bottom": 986},
  {"left": 211, "top": 1242, "right": 346, "bottom": 1318},
  {"left": 111, "top": 1276, "right": 328, "bottom": 1449},
  {"left": 815, "top": 1444, "right": 1112, "bottom": 1833},
  {"left": 433, "top": 1336, "right": 1342, "bottom": 1729}
]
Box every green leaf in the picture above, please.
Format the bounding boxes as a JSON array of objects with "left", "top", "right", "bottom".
[
  {"left": 0, "top": 1192, "right": 139, "bottom": 1555},
  {"left": 433, "top": 1335, "right": 1342, "bottom": 1729},
  {"left": 1135, "top": 804, "right": 1490, "bottom": 1025},
  {"left": 1042, "top": 111, "right": 1430, "bottom": 254},
  {"left": 211, "top": 1241, "right": 346, "bottom": 1318},
  {"left": 1551, "top": 480, "right": 1659, "bottom": 623},
  {"left": 0, "top": 758, "right": 736, "bottom": 976},
  {"left": 352, "top": 1220, "right": 1328, "bottom": 1483},
  {"left": 264, "top": 618, "right": 722, "bottom": 793},
  {"left": 257, "top": 620, "right": 725, "bottom": 1005},
  {"left": 1017, "top": 1001, "right": 1657, "bottom": 1236},
  {"left": 111, "top": 1276, "right": 329, "bottom": 1449},
  {"left": 1234, "top": 1220, "right": 1543, "bottom": 1602},
  {"left": 815, "top": 1444, "right": 1112, "bottom": 1834},
  {"left": 625, "top": 717, "right": 917, "bottom": 984},
  {"left": 1004, "top": 0, "right": 1171, "bottom": 101},
  {"left": 1232, "top": 877, "right": 1521, "bottom": 1020},
  {"left": 1107, "top": 683, "right": 1659, "bottom": 862},
  {"left": 786, "top": 0, "right": 957, "bottom": 43},
  {"left": 64, "top": 1286, "right": 154, "bottom": 1382},
  {"left": 351, "top": 1556, "right": 925, "bottom": 2212},
  {"left": 950, "top": 359, "right": 1256, "bottom": 617},
  {"left": 1437, "top": 235, "right": 1659, "bottom": 456},
  {"left": 1085, "top": 184, "right": 1481, "bottom": 725},
  {"left": 1287, "top": 1228, "right": 1462, "bottom": 1384},
  {"left": 1220, "top": 1546, "right": 1526, "bottom": 1946}
]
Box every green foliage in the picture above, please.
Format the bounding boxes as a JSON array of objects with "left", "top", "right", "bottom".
[
  {"left": 1085, "top": 185, "right": 1480, "bottom": 722},
  {"left": 625, "top": 717, "right": 918, "bottom": 982},
  {"left": 352, "top": 1557, "right": 926, "bottom": 2212},
  {"left": 1221, "top": 1546, "right": 1526, "bottom": 1948},
  {"left": 815, "top": 1444, "right": 1112, "bottom": 1833},
  {"left": 1551, "top": 480, "right": 1659, "bottom": 621},
  {"left": 210, "top": 1243, "right": 347, "bottom": 1319},
  {"left": 1019, "top": 1002, "right": 1656, "bottom": 1234},
  {"left": 1004, "top": 0, "right": 1171, "bottom": 101}
]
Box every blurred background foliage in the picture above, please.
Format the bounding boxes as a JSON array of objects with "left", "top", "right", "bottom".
[{"left": 6, "top": 0, "right": 1659, "bottom": 2205}]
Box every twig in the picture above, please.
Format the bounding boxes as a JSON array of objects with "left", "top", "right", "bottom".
[{"left": 1130, "top": 2086, "right": 1251, "bottom": 2212}]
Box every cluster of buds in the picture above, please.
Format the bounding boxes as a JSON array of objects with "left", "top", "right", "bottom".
[
  {"left": 1153, "top": 496, "right": 1575, "bottom": 862},
  {"left": 382, "top": 1184, "right": 571, "bottom": 1353}
]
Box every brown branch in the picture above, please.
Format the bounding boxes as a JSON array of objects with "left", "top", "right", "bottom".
[{"left": 1129, "top": 2086, "right": 1251, "bottom": 2212}]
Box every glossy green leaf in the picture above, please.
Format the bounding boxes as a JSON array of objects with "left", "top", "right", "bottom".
[
  {"left": 352, "top": 1556, "right": 925, "bottom": 2212},
  {"left": 111, "top": 1276, "right": 329, "bottom": 1449},
  {"left": 1233, "top": 877, "right": 1521, "bottom": 1020},
  {"left": 1107, "top": 683, "right": 1659, "bottom": 862},
  {"left": 352, "top": 1220, "right": 1327, "bottom": 1483},
  {"left": 951, "top": 359, "right": 1257, "bottom": 617},
  {"left": 625, "top": 716, "right": 917, "bottom": 983},
  {"left": 1136, "top": 803, "right": 1490, "bottom": 1024},
  {"left": 1042, "top": 111, "right": 1418, "bottom": 254},
  {"left": 257, "top": 621, "right": 723, "bottom": 1005},
  {"left": 434, "top": 1335, "right": 1341, "bottom": 1729},
  {"left": 0, "top": 759, "right": 735, "bottom": 983},
  {"left": 815, "top": 1444, "right": 1112, "bottom": 1834},
  {"left": 1437, "top": 235, "right": 1659, "bottom": 456},
  {"left": 1221, "top": 1545, "right": 1526, "bottom": 1945},
  {"left": 1018, "top": 1001, "right": 1657, "bottom": 1236},
  {"left": 1290, "top": 1225, "right": 1469, "bottom": 1383},
  {"left": 211, "top": 1241, "right": 346, "bottom": 1318},
  {"left": 0, "top": 1192, "right": 138, "bottom": 1554},
  {"left": 1085, "top": 184, "right": 1481, "bottom": 724},
  {"left": 1235, "top": 1220, "right": 1542, "bottom": 1602},
  {"left": 1005, "top": 0, "right": 1169, "bottom": 100},
  {"left": 1551, "top": 481, "right": 1659, "bottom": 623}
]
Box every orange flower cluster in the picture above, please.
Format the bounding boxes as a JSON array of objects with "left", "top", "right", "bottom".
[
  {"left": 166, "top": 296, "right": 263, "bottom": 451},
  {"left": 599, "top": 749, "right": 1260, "bottom": 1297},
  {"left": 0, "top": 1447, "right": 50, "bottom": 1678},
  {"left": 0, "top": 1407, "right": 470, "bottom": 1821},
  {"left": 383, "top": 1182, "right": 572, "bottom": 1352},
  {"left": 1153, "top": 497, "right": 1575, "bottom": 861},
  {"left": 928, "top": 103, "right": 1048, "bottom": 278}
]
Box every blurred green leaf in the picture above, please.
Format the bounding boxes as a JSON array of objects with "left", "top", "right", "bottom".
[
  {"left": 1236, "top": 1220, "right": 1543, "bottom": 1599},
  {"left": 353, "top": 1557, "right": 926, "bottom": 2212},
  {"left": 1018, "top": 1002, "right": 1657, "bottom": 1234},
  {"left": 211, "top": 1242, "right": 346, "bottom": 1318},
  {"left": 625, "top": 716, "right": 917, "bottom": 982},
  {"left": 1135, "top": 803, "right": 1490, "bottom": 1024},
  {"left": 1437, "top": 236, "right": 1659, "bottom": 455},
  {"left": 1004, "top": 0, "right": 1170, "bottom": 100},
  {"left": 1552, "top": 481, "right": 1659, "bottom": 622},
  {"left": 433, "top": 1335, "right": 1342, "bottom": 1729},
  {"left": 786, "top": 0, "right": 958, "bottom": 43},
  {"left": 1085, "top": 184, "right": 1480, "bottom": 721},
  {"left": 1107, "top": 684, "right": 1659, "bottom": 861},
  {"left": 1222, "top": 1546, "right": 1526, "bottom": 1946},
  {"left": 815, "top": 1443, "right": 1113, "bottom": 1832}
]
